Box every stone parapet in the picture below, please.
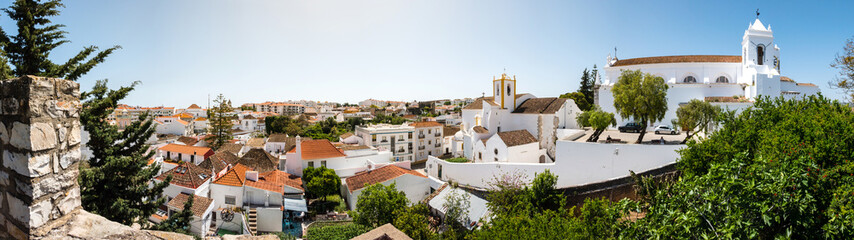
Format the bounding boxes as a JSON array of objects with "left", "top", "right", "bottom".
[{"left": 0, "top": 76, "right": 82, "bottom": 239}]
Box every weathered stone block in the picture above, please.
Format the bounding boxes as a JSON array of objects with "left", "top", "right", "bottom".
[
  {"left": 1, "top": 97, "right": 21, "bottom": 116},
  {"left": 3, "top": 151, "right": 52, "bottom": 178},
  {"left": 56, "top": 188, "right": 80, "bottom": 215},
  {"left": 7, "top": 193, "right": 53, "bottom": 229},
  {"left": 57, "top": 124, "right": 67, "bottom": 144},
  {"left": 60, "top": 147, "right": 80, "bottom": 169},
  {"left": 9, "top": 122, "right": 58, "bottom": 151},
  {"left": 0, "top": 169, "right": 9, "bottom": 187},
  {"left": 0, "top": 121, "right": 8, "bottom": 144},
  {"left": 67, "top": 122, "right": 81, "bottom": 146},
  {"left": 6, "top": 221, "right": 26, "bottom": 240},
  {"left": 9, "top": 122, "right": 30, "bottom": 149},
  {"left": 30, "top": 169, "right": 77, "bottom": 199}
]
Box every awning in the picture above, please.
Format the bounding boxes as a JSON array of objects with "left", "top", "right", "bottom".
[{"left": 283, "top": 198, "right": 308, "bottom": 212}]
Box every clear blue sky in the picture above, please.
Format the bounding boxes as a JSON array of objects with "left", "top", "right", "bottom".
[{"left": 2, "top": 0, "right": 851, "bottom": 107}]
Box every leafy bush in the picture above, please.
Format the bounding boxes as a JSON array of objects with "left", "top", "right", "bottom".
[
  {"left": 445, "top": 157, "right": 468, "bottom": 163},
  {"left": 305, "top": 223, "right": 370, "bottom": 240}
]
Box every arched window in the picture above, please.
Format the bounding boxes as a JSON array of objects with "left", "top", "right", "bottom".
[
  {"left": 716, "top": 76, "right": 729, "bottom": 83},
  {"left": 757, "top": 45, "right": 765, "bottom": 65},
  {"left": 506, "top": 85, "right": 511, "bottom": 96},
  {"left": 683, "top": 76, "right": 697, "bottom": 83}
]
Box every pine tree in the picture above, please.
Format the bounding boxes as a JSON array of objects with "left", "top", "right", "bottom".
[
  {"left": 0, "top": 0, "right": 166, "bottom": 226},
  {"left": 206, "top": 94, "right": 234, "bottom": 150},
  {"left": 578, "top": 68, "right": 595, "bottom": 108},
  {"left": 0, "top": 0, "right": 120, "bottom": 80},
  {"left": 79, "top": 80, "right": 171, "bottom": 225}
]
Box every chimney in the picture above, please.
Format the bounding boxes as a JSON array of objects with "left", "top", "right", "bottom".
[
  {"left": 245, "top": 171, "right": 258, "bottom": 182},
  {"left": 295, "top": 135, "right": 302, "bottom": 157}
]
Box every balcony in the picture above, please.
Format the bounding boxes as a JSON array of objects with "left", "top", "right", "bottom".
[
  {"left": 434, "top": 143, "right": 441, "bottom": 147},
  {"left": 418, "top": 146, "right": 426, "bottom": 150},
  {"left": 418, "top": 134, "right": 425, "bottom": 139},
  {"left": 435, "top": 133, "right": 441, "bottom": 137},
  {"left": 380, "top": 140, "right": 388, "bottom": 143},
  {"left": 397, "top": 149, "right": 406, "bottom": 153}
]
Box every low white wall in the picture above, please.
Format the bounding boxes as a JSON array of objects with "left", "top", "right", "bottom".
[
  {"left": 257, "top": 207, "right": 283, "bottom": 232},
  {"left": 426, "top": 140, "right": 682, "bottom": 189}
]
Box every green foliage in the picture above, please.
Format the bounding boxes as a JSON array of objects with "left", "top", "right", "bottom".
[
  {"left": 576, "top": 107, "right": 617, "bottom": 142},
  {"left": 151, "top": 195, "right": 194, "bottom": 234},
  {"left": 304, "top": 223, "right": 370, "bottom": 240},
  {"left": 265, "top": 232, "right": 297, "bottom": 240},
  {"left": 443, "top": 187, "right": 471, "bottom": 229},
  {"left": 0, "top": 0, "right": 120, "bottom": 80},
  {"left": 354, "top": 183, "right": 409, "bottom": 227},
  {"left": 266, "top": 116, "right": 362, "bottom": 142},
  {"left": 674, "top": 99, "right": 721, "bottom": 143},
  {"left": 205, "top": 94, "right": 234, "bottom": 150},
  {"left": 79, "top": 80, "right": 169, "bottom": 226},
  {"left": 302, "top": 166, "right": 340, "bottom": 201},
  {"left": 830, "top": 36, "right": 854, "bottom": 102},
  {"left": 529, "top": 169, "right": 565, "bottom": 213},
  {"left": 239, "top": 105, "right": 256, "bottom": 111},
  {"left": 559, "top": 91, "right": 591, "bottom": 111},
  {"left": 629, "top": 95, "right": 854, "bottom": 238},
  {"left": 265, "top": 115, "right": 309, "bottom": 136},
  {"left": 578, "top": 67, "right": 596, "bottom": 109},
  {"left": 392, "top": 204, "right": 433, "bottom": 240},
  {"left": 371, "top": 113, "right": 407, "bottom": 125},
  {"left": 445, "top": 157, "right": 468, "bottom": 163},
  {"left": 611, "top": 69, "right": 669, "bottom": 143}
]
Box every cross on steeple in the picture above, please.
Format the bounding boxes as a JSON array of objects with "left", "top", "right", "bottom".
[{"left": 756, "top": 9, "right": 760, "bottom": 19}]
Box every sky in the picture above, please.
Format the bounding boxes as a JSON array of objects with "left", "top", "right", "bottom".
[{"left": 1, "top": 0, "right": 852, "bottom": 107}]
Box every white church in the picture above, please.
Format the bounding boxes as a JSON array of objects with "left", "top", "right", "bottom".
[
  {"left": 596, "top": 17, "right": 820, "bottom": 128},
  {"left": 459, "top": 73, "right": 583, "bottom": 163}
]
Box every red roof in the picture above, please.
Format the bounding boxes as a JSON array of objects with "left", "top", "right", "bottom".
[
  {"left": 611, "top": 55, "right": 741, "bottom": 67},
  {"left": 159, "top": 144, "right": 214, "bottom": 158},
  {"left": 154, "top": 162, "right": 212, "bottom": 189},
  {"left": 245, "top": 170, "right": 304, "bottom": 193},
  {"left": 167, "top": 193, "right": 213, "bottom": 218},
  {"left": 213, "top": 164, "right": 252, "bottom": 187},
  {"left": 290, "top": 139, "right": 347, "bottom": 160},
  {"left": 346, "top": 165, "right": 426, "bottom": 192},
  {"left": 410, "top": 121, "right": 443, "bottom": 128}
]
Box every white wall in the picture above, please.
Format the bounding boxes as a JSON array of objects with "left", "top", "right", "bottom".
[
  {"left": 346, "top": 174, "right": 430, "bottom": 210},
  {"left": 256, "top": 208, "right": 283, "bottom": 232},
  {"left": 210, "top": 184, "right": 244, "bottom": 210},
  {"left": 427, "top": 141, "right": 682, "bottom": 189}
]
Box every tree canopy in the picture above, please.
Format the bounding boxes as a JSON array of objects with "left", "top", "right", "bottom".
[
  {"left": 354, "top": 182, "right": 409, "bottom": 228},
  {"left": 578, "top": 67, "right": 596, "bottom": 109},
  {"left": 302, "top": 166, "right": 340, "bottom": 201},
  {"left": 674, "top": 99, "right": 721, "bottom": 143},
  {"left": 576, "top": 107, "right": 617, "bottom": 142},
  {"left": 559, "top": 91, "right": 591, "bottom": 112},
  {"left": 205, "top": 94, "right": 234, "bottom": 150},
  {"left": 830, "top": 36, "right": 854, "bottom": 102},
  {"left": 611, "top": 69, "right": 669, "bottom": 143}
]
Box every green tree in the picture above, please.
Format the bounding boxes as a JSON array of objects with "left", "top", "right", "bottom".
[
  {"left": 354, "top": 183, "right": 409, "bottom": 227},
  {"left": 205, "top": 94, "right": 234, "bottom": 150},
  {"left": 559, "top": 91, "right": 591, "bottom": 111},
  {"left": 442, "top": 186, "right": 470, "bottom": 231},
  {"left": 305, "top": 223, "right": 370, "bottom": 240},
  {"left": 626, "top": 95, "right": 854, "bottom": 239},
  {"left": 611, "top": 69, "right": 669, "bottom": 143},
  {"left": 830, "top": 36, "right": 854, "bottom": 102},
  {"left": 528, "top": 169, "right": 565, "bottom": 213},
  {"left": 0, "top": 0, "right": 120, "bottom": 80},
  {"left": 578, "top": 68, "right": 595, "bottom": 108},
  {"left": 302, "top": 166, "right": 340, "bottom": 201},
  {"left": 576, "top": 107, "right": 617, "bottom": 142},
  {"left": 392, "top": 204, "right": 434, "bottom": 240},
  {"left": 674, "top": 99, "right": 721, "bottom": 143},
  {"left": 151, "top": 195, "right": 194, "bottom": 235},
  {"left": 79, "top": 81, "right": 170, "bottom": 226}
]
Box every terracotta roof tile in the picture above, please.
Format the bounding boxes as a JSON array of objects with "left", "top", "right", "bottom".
[
  {"left": 177, "top": 136, "right": 199, "bottom": 146},
  {"left": 299, "top": 139, "right": 347, "bottom": 160},
  {"left": 410, "top": 121, "right": 443, "bottom": 128},
  {"left": 167, "top": 193, "right": 213, "bottom": 218},
  {"left": 472, "top": 126, "right": 489, "bottom": 134},
  {"left": 339, "top": 132, "right": 355, "bottom": 139},
  {"left": 213, "top": 164, "right": 252, "bottom": 187},
  {"left": 780, "top": 76, "right": 795, "bottom": 82},
  {"left": 159, "top": 144, "right": 214, "bottom": 159},
  {"left": 796, "top": 83, "right": 817, "bottom": 87},
  {"left": 496, "top": 130, "right": 538, "bottom": 147},
  {"left": 611, "top": 55, "right": 741, "bottom": 67},
  {"left": 246, "top": 138, "right": 265, "bottom": 148},
  {"left": 199, "top": 151, "right": 239, "bottom": 173},
  {"left": 154, "top": 162, "right": 212, "bottom": 189},
  {"left": 352, "top": 223, "right": 413, "bottom": 240},
  {"left": 267, "top": 133, "right": 289, "bottom": 143},
  {"left": 245, "top": 170, "right": 303, "bottom": 193},
  {"left": 219, "top": 143, "right": 243, "bottom": 155},
  {"left": 443, "top": 126, "right": 460, "bottom": 136},
  {"left": 346, "top": 165, "right": 426, "bottom": 192},
  {"left": 238, "top": 149, "right": 280, "bottom": 172},
  {"left": 512, "top": 98, "right": 565, "bottom": 114},
  {"left": 187, "top": 104, "right": 202, "bottom": 109}
]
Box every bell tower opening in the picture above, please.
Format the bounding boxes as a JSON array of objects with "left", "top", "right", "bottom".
[{"left": 757, "top": 45, "right": 765, "bottom": 65}]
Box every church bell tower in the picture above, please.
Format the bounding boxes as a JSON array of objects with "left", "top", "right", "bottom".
[{"left": 493, "top": 73, "right": 516, "bottom": 111}]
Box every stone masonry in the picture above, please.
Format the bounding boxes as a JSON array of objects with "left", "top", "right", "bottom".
[{"left": 0, "top": 76, "right": 83, "bottom": 239}]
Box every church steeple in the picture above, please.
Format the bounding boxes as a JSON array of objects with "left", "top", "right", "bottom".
[{"left": 492, "top": 73, "right": 516, "bottom": 111}]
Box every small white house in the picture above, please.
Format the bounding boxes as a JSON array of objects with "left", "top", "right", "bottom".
[
  {"left": 264, "top": 134, "right": 294, "bottom": 155},
  {"left": 165, "top": 193, "right": 215, "bottom": 238},
  {"left": 339, "top": 132, "right": 363, "bottom": 145},
  {"left": 153, "top": 162, "right": 213, "bottom": 200},
  {"left": 285, "top": 138, "right": 394, "bottom": 177},
  {"left": 158, "top": 144, "right": 214, "bottom": 165},
  {"left": 154, "top": 117, "right": 193, "bottom": 136},
  {"left": 344, "top": 165, "right": 429, "bottom": 210},
  {"left": 473, "top": 130, "right": 546, "bottom": 163}
]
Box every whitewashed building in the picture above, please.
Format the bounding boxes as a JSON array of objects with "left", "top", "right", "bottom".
[
  {"left": 596, "top": 18, "right": 820, "bottom": 128},
  {"left": 355, "top": 124, "right": 415, "bottom": 162},
  {"left": 343, "top": 165, "right": 429, "bottom": 210},
  {"left": 409, "top": 121, "right": 444, "bottom": 162},
  {"left": 284, "top": 138, "right": 395, "bottom": 177}
]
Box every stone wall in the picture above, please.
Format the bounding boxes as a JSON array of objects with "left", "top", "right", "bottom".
[{"left": 0, "top": 76, "right": 83, "bottom": 239}]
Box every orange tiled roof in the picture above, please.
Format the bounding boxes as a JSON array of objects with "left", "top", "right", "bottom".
[
  {"left": 611, "top": 55, "right": 741, "bottom": 67},
  {"left": 154, "top": 162, "right": 212, "bottom": 189},
  {"left": 410, "top": 121, "right": 443, "bottom": 128},
  {"left": 213, "top": 163, "right": 252, "bottom": 187},
  {"left": 780, "top": 76, "right": 795, "bottom": 82},
  {"left": 159, "top": 144, "right": 214, "bottom": 158},
  {"left": 346, "top": 165, "right": 426, "bottom": 192},
  {"left": 796, "top": 83, "right": 817, "bottom": 87},
  {"left": 245, "top": 170, "right": 304, "bottom": 194},
  {"left": 167, "top": 193, "right": 213, "bottom": 218},
  {"left": 299, "top": 139, "right": 347, "bottom": 160},
  {"left": 187, "top": 104, "right": 201, "bottom": 109}
]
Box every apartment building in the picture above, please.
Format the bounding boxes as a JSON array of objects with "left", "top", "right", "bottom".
[
  {"left": 409, "top": 121, "right": 444, "bottom": 162},
  {"left": 355, "top": 124, "right": 414, "bottom": 162}
]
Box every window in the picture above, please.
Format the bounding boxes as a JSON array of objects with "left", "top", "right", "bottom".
[
  {"left": 372, "top": 134, "right": 377, "bottom": 141},
  {"left": 408, "top": 132, "right": 413, "bottom": 138},
  {"left": 321, "top": 160, "right": 327, "bottom": 167},
  {"left": 506, "top": 85, "right": 511, "bottom": 96},
  {"left": 190, "top": 155, "right": 195, "bottom": 163},
  {"left": 428, "top": 129, "right": 431, "bottom": 134},
  {"left": 683, "top": 76, "right": 697, "bottom": 83},
  {"left": 308, "top": 161, "right": 314, "bottom": 168},
  {"left": 757, "top": 45, "right": 765, "bottom": 65},
  {"left": 177, "top": 153, "right": 182, "bottom": 160},
  {"left": 494, "top": 149, "right": 498, "bottom": 154},
  {"left": 166, "top": 152, "right": 171, "bottom": 159},
  {"left": 716, "top": 76, "right": 729, "bottom": 83},
  {"left": 478, "top": 152, "right": 482, "bottom": 160},
  {"left": 225, "top": 195, "right": 236, "bottom": 205}
]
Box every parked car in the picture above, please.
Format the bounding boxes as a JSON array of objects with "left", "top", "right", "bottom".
[
  {"left": 618, "top": 122, "right": 644, "bottom": 133},
  {"left": 654, "top": 125, "right": 679, "bottom": 135}
]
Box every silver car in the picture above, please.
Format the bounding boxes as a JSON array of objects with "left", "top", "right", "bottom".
[{"left": 654, "top": 125, "right": 679, "bottom": 135}]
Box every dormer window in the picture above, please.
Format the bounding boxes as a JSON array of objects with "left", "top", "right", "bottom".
[
  {"left": 757, "top": 45, "right": 765, "bottom": 65},
  {"left": 683, "top": 76, "right": 697, "bottom": 83},
  {"left": 716, "top": 76, "right": 729, "bottom": 83}
]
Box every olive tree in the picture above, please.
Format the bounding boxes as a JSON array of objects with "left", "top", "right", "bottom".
[
  {"left": 577, "top": 107, "right": 617, "bottom": 142},
  {"left": 611, "top": 70, "right": 669, "bottom": 143},
  {"left": 674, "top": 99, "right": 721, "bottom": 143}
]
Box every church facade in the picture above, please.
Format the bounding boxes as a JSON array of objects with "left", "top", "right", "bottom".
[
  {"left": 459, "top": 73, "right": 582, "bottom": 162},
  {"left": 596, "top": 18, "right": 820, "bottom": 128}
]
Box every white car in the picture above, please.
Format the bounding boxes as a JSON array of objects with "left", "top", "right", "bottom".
[{"left": 653, "top": 125, "right": 679, "bottom": 135}]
